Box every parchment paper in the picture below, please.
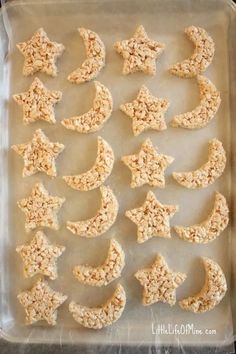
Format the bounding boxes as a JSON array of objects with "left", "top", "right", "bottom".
[{"left": 0, "top": 0, "right": 235, "bottom": 351}]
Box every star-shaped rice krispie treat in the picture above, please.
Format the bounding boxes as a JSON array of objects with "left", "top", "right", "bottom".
[
  {"left": 13, "top": 77, "right": 62, "bottom": 124},
  {"left": 135, "top": 255, "right": 186, "bottom": 305},
  {"left": 12, "top": 129, "right": 64, "bottom": 178},
  {"left": 120, "top": 85, "right": 169, "bottom": 136},
  {"left": 16, "top": 231, "right": 65, "bottom": 280},
  {"left": 16, "top": 28, "right": 64, "bottom": 77},
  {"left": 18, "top": 278, "right": 67, "bottom": 325},
  {"left": 114, "top": 25, "right": 165, "bottom": 75},
  {"left": 17, "top": 182, "right": 65, "bottom": 232},
  {"left": 122, "top": 139, "right": 174, "bottom": 188},
  {"left": 126, "top": 191, "right": 178, "bottom": 243}
]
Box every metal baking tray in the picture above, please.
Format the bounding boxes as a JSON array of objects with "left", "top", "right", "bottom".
[{"left": 0, "top": 0, "right": 236, "bottom": 352}]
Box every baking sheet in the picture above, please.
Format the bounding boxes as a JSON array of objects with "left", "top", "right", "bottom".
[{"left": 0, "top": 0, "right": 235, "bottom": 351}]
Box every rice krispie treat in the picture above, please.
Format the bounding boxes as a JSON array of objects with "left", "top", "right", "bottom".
[
  {"left": 18, "top": 278, "right": 67, "bottom": 325},
  {"left": 179, "top": 257, "right": 227, "bottom": 313},
  {"left": 174, "top": 192, "right": 229, "bottom": 244},
  {"left": 61, "top": 81, "right": 113, "bottom": 133},
  {"left": 16, "top": 231, "right": 65, "bottom": 280},
  {"left": 17, "top": 182, "right": 65, "bottom": 232},
  {"left": 73, "top": 239, "right": 125, "bottom": 287},
  {"left": 135, "top": 255, "right": 186, "bottom": 306},
  {"left": 173, "top": 138, "right": 226, "bottom": 188},
  {"left": 63, "top": 136, "right": 114, "bottom": 191},
  {"left": 16, "top": 28, "right": 64, "bottom": 77},
  {"left": 169, "top": 26, "right": 215, "bottom": 78},
  {"left": 126, "top": 191, "right": 178, "bottom": 243},
  {"left": 12, "top": 129, "right": 64, "bottom": 178},
  {"left": 13, "top": 77, "right": 62, "bottom": 124},
  {"left": 171, "top": 76, "right": 221, "bottom": 129},
  {"left": 120, "top": 85, "right": 169, "bottom": 136},
  {"left": 122, "top": 138, "right": 174, "bottom": 188},
  {"left": 69, "top": 284, "right": 126, "bottom": 329},
  {"left": 67, "top": 185, "right": 118, "bottom": 238},
  {"left": 68, "top": 28, "right": 105, "bottom": 84},
  {"left": 114, "top": 25, "right": 165, "bottom": 75}
]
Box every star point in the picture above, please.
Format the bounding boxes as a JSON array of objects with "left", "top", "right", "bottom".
[
  {"left": 17, "top": 278, "right": 67, "bottom": 325},
  {"left": 135, "top": 255, "right": 186, "bottom": 306},
  {"left": 16, "top": 231, "right": 65, "bottom": 279},
  {"left": 17, "top": 182, "right": 65, "bottom": 232},
  {"left": 126, "top": 191, "right": 178, "bottom": 243},
  {"left": 12, "top": 129, "right": 64, "bottom": 177},
  {"left": 114, "top": 25, "right": 165, "bottom": 75},
  {"left": 16, "top": 27, "right": 64, "bottom": 77},
  {"left": 13, "top": 77, "right": 62, "bottom": 124},
  {"left": 122, "top": 139, "right": 174, "bottom": 188},
  {"left": 120, "top": 85, "right": 169, "bottom": 136}
]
